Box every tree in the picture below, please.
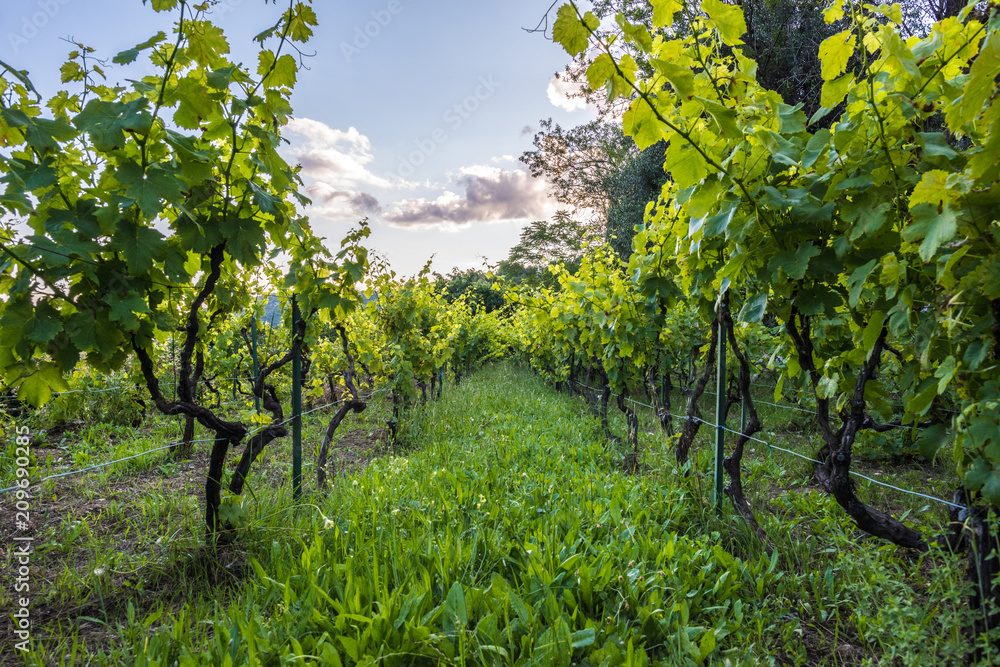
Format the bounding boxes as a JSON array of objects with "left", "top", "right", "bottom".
[
  {"left": 0, "top": 0, "right": 375, "bottom": 541},
  {"left": 434, "top": 268, "right": 505, "bottom": 313},
  {"left": 508, "top": 211, "right": 592, "bottom": 268},
  {"left": 555, "top": 0, "right": 1000, "bottom": 630},
  {"left": 520, "top": 118, "right": 635, "bottom": 225},
  {"left": 497, "top": 211, "right": 595, "bottom": 289},
  {"left": 738, "top": 0, "right": 835, "bottom": 119},
  {"left": 605, "top": 140, "right": 668, "bottom": 260}
]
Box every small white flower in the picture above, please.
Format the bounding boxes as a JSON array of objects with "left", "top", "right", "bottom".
[
  {"left": 324, "top": 519, "right": 335, "bottom": 530},
  {"left": 94, "top": 568, "right": 105, "bottom": 576}
]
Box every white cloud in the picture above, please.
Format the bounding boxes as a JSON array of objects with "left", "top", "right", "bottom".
[
  {"left": 285, "top": 117, "right": 396, "bottom": 190},
  {"left": 383, "top": 166, "right": 555, "bottom": 230},
  {"left": 304, "top": 182, "right": 383, "bottom": 220},
  {"left": 546, "top": 74, "right": 587, "bottom": 112}
]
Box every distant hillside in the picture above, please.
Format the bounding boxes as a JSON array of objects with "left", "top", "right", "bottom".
[
  {"left": 255, "top": 292, "right": 375, "bottom": 326},
  {"left": 261, "top": 295, "right": 282, "bottom": 328}
]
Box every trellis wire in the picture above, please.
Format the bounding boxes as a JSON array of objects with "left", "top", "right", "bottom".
[
  {"left": 0, "top": 387, "right": 390, "bottom": 496},
  {"left": 0, "top": 437, "right": 218, "bottom": 495},
  {"left": 0, "top": 371, "right": 349, "bottom": 402},
  {"left": 571, "top": 380, "right": 965, "bottom": 511}
]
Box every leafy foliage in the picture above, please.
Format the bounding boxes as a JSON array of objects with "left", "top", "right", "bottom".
[
  {"left": 547, "top": 0, "right": 1000, "bottom": 528},
  {"left": 0, "top": 0, "right": 382, "bottom": 538}
]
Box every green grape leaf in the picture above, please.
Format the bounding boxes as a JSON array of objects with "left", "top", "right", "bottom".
[
  {"left": 288, "top": 3, "right": 318, "bottom": 42},
  {"left": 881, "top": 27, "right": 919, "bottom": 77},
  {"left": 819, "top": 30, "right": 855, "bottom": 80},
  {"left": 964, "top": 340, "right": 989, "bottom": 370},
  {"left": 663, "top": 145, "right": 708, "bottom": 189},
  {"left": 702, "top": 0, "right": 746, "bottom": 46},
  {"left": 820, "top": 73, "right": 853, "bottom": 108},
  {"left": 768, "top": 243, "right": 820, "bottom": 280},
  {"left": 934, "top": 355, "right": 958, "bottom": 394},
  {"left": 738, "top": 291, "right": 767, "bottom": 323},
  {"left": 66, "top": 310, "right": 120, "bottom": 357},
  {"left": 553, "top": 5, "right": 597, "bottom": 56},
  {"left": 16, "top": 361, "right": 70, "bottom": 407},
  {"left": 906, "top": 380, "right": 938, "bottom": 416},
  {"left": 817, "top": 374, "right": 839, "bottom": 399},
  {"left": 112, "top": 218, "right": 167, "bottom": 274},
  {"left": 703, "top": 202, "right": 736, "bottom": 238},
  {"left": 653, "top": 58, "right": 695, "bottom": 99},
  {"left": 847, "top": 259, "right": 878, "bottom": 307},
  {"left": 917, "top": 132, "right": 958, "bottom": 160},
  {"left": 902, "top": 203, "right": 957, "bottom": 262},
  {"left": 844, "top": 201, "right": 890, "bottom": 240},
  {"left": 258, "top": 51, "right": 297, "bottom": 89},
  {"left": 793, "top": 285, "right": 840, "bottom": 316},
  {"left": 699, "top": 97, "right": 740, "bottom": 139},
  {"left": 221, "top": 215, "right": 266, "bottom": 264},
  {"left": 861, "top": 311, "right": 885, "bottom": 354},
  {"left": 587, "top": 53, "right": 617, "bottom": 91},
  {"left": 206, "top": 66, "right": 236, "bottom": 90},
  {"left": 114, "top": 161, "right": 186, "bottom": 218},
  {"left": 778, "top": 103, "right": 807, "bottom": 134},
  {"left": 651, "top": 0, "right": 683, "bottom": 28},
  {"left": 623, "top": 101, "right": 664, "bottom": 150},
  {"left": 104, "top": 291, "right": 149, "bottom": 330},
  {"left": 915, "top": 424, "right": 949, "bottom": 460},
  {"left": 186, "top": 20, "right": 230, "bottom": 67},
  {"left": 982, "top": 473, "right": 1000, "bottom": 507},
  {"left": 1, "top": 298, "right": 61, "bottom": 345},
  {"left": 113, "top": 48, "right": 139, "bottom": 65},
  {"left": 73, "top": 98, "right": 153, "bottom": 151},
  {"left": 60, "top": 62, "right": 84, "bottom": 83},
  {"left": 0, "top": 107, "right": 77, "bottom": 153},
  {"left": 172, "top": 76, "right": 217, "bottom": 129},
  {"left": 958, "top": 32, "right": 1000, "bottom": 128}
]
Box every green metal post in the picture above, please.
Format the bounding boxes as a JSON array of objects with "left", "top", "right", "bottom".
[
  {"left": 291, "top": 296, "right": 302, "bottom": 501},
  {"left": 251, "top": 314, "right": 260, "bottom": 414},
  {"left": 232, "top": 341, "right": 238, "bottom": 401},
  {"left": 714, "top": 314, "right": 727, "bottom": 510}
]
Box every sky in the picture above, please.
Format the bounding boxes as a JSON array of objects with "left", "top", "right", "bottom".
[{"left": 0, "top": 0, "right": 597, "bottom": 276}]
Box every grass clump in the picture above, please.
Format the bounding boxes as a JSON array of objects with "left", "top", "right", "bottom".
[{"left": 5, "top": 362, "right": 991, "bottom": 665}]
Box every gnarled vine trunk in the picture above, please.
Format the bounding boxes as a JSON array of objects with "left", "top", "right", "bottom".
[
  {"left": 676, "top": 320, "right": 718, "bottom": 466},
  {"left": 786, "top": 307, "right": 926, "bottom": 550},
  {"left": 647, "top": 361, "right": 674, "bottom": 438},
  {"left": 617, "top": 392, "right": 640, "bottom": 471},
  {"left": 719, "top": 301, "right": 775, "bottom": 556},
  {"left": 317, "top": 326, "right": 368, "bottom": 490}
]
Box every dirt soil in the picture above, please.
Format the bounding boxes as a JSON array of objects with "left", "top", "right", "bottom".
[{"left": 0, "top": 425, "right": 386, "bottom": 664}]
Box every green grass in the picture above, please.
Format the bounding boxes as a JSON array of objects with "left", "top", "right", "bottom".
[{"left": 2, "top": 363, "right": 995, "bottom": 665}]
